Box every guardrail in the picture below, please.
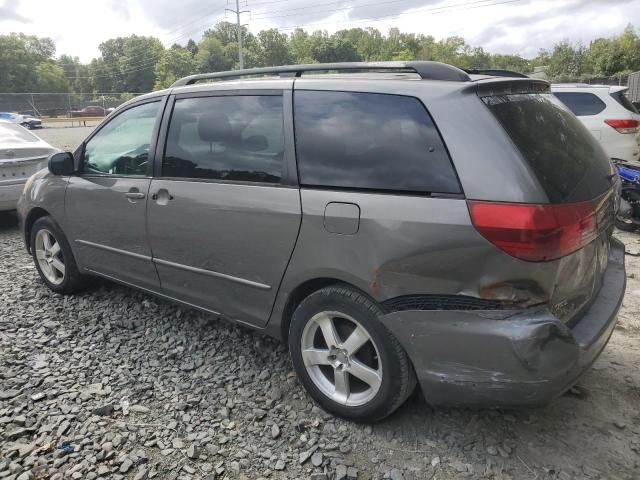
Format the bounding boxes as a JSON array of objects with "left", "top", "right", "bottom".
[{"left": 42, "top": 117, "right": 106, "bottom": 127}]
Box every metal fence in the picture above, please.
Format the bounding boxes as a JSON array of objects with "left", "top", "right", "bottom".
[
  {"left": 628, "top": 71, "right": 640, "bottom": 104},
  {"left": 0, "top": 93, "right": 145, "bottom": 118}
]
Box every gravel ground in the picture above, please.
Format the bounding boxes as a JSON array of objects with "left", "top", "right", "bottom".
[{"left": 1, "top": 130, "right": 640, "bottom": 480}]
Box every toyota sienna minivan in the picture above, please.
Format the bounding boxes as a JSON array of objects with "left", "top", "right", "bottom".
[{"left": 18, "top": 62, "right": 626, "bottom": 421}]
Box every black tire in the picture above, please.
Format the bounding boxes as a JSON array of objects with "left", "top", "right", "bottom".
[
  {"left": 30, "top": 216, "right": 87, "bottom": 294},
  {"left": 615, "top": 217, "right": 637, "bottom": 232},
  {"left": 616, "top": 189, "right": 640, "bottom": 232},
  {"left": 289, "top": 285, "right": 416, "bottom": 422},
  {"left": 21, "top": 122, "right": 33, "bottom": 130}
]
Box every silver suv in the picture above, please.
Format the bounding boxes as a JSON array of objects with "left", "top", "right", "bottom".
[{"left": 18, "top": 62, "right": 626, "bottom": 421}]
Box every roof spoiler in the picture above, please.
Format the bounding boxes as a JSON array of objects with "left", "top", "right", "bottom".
[
  {"left": 171, "top": 61, "right": 472, "bottom": 87},
  {"left": 464, "top": 69, "right": 529, "bottom": 78},
  {"left": 476, "top": 78, "right": 551, "bottom": 97}
]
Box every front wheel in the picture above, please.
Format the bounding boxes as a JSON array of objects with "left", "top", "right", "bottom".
[
  {"left": 21, "top": 122, "right": 33, "bottom": 130},
  {"left": 31, "top": 216, "right": 87, "bottom": 294},
  {"left": 289, "top": 286, "right": 416, "bottom": 422}
]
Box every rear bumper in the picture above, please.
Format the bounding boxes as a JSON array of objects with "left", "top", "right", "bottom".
[
  {"left": 380, "top": 238, "right": 626, "bottom": 407},
  {"left": 0, "top": 183, "right": 25, "bottom": 211}
]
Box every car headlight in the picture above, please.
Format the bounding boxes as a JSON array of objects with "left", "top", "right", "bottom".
[{"left": 23, "top": 174, "right": 36, "bottom": 193}]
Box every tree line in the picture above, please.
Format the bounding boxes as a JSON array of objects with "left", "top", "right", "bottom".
[{"left": 1, "top": 22, "right": 639, "bottom": 94}]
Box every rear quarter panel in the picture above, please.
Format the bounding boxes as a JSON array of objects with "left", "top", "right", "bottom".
[{"left": 269, "top": 189, "right": 568, "bottom": 334}]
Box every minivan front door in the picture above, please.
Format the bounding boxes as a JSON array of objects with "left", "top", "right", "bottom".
[
  {"left": 66, "top": 99, "right": 164, "bottom": 290},
  {"left": 147, "top": 92, "right": 300, "bottom": 327}
]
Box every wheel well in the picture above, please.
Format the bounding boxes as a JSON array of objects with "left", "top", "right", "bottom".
[
  {"left": 24, "top": 207, "right": 50, "bottom": 253},
  {"left": 280, "top": 278, "right": 367, "bottom": 343}
]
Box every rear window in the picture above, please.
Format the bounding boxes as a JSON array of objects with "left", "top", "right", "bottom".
[
  {"left": 294, "top": 90, "right": 461, "bottom": 194},
  {"left": 610, "top": 91, "right": 639, "bottom": 114},
  {"left": 553, "top": 92, "right": 606, "bottom": 116},
  {"left": 483, "top": 93, "right": 613, "bottom": 203}
]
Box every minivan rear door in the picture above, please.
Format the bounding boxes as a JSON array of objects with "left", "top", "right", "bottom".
[{"left": 147, "top": 86, "right": 301, "bottom": 327}]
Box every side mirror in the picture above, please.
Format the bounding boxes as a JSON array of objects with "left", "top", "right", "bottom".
[{"left": 48, "top": 152, "right": 75, "bottom": 176}]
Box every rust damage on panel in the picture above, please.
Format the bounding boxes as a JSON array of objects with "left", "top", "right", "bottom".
[
  {"left": 478, "top": 279, "right": 549, "bottom": 308},
  {"left": 369, "top": 267, "right": 381, "bottom": 297}
]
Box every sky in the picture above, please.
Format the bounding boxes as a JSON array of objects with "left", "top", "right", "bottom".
[{"left": 1, "top": 0, "right": 639, "bottom": 62}]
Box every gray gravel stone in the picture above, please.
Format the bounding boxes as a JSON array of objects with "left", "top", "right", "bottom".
[{"left": 0, "top": 211, "right": 638, "bottom": 480}]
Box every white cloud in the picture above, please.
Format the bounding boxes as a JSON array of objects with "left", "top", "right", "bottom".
[{"left": 1, "top": 0, "right": 639, "bottom": 61}]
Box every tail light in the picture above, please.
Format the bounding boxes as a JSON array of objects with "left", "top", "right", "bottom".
[
  {"left": 467, "top": 201, "right": 597, "bottom": 262},
  {"left": 604, "top": 119, "right": 639, "bottom": 134}
]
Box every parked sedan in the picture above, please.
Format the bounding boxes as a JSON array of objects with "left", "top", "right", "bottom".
[
  {"left": 0, "top": 112, "right": 43, "bottom": 129},
  {"left": 0, "top": 123, "right": 58, "bottom": 211},
  {"left": 69, "top": 106, "right": 107, "bottom": 118}
]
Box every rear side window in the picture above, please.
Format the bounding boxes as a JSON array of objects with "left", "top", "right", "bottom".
[
  {"left": 163, "top": 95, "right": 285, "bottom": 183},
  {"left": 553, "top": 92, "right": 606, "bottom": 116},
  {"left": 294, "top": 91, "right": 460, "bottom": 194},
  {"left": 483, "top": 93, "right": 613, "bottom": 203},
  {"left": 610, "top": 91, "right": 639, "bottom": 114}
]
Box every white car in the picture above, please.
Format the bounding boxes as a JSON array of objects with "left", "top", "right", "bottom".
[
  {"left": 552, "top": 84, "right": 640, "bottom": 163},
  {"left": 0, "top": 111, "right": 43, "bottom": 130},
  {"left": 0, "top": 123, "right": 58, "bottom": 211}
]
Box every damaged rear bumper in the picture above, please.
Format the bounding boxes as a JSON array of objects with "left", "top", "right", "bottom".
[{"left": 379, "top": 238, "right": 626, "bottom": 407}]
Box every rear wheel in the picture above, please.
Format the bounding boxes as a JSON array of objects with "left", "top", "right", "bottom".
[
  {"left": 289, "top": 286, "right": 416, "bottom": 422},
  {"left": 31, "top": 217, "right": 87, "bottom": 294}
]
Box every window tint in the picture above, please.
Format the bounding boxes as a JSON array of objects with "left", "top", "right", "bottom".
[
  {"left": 610, "top": 91, "right": 639, "bottom": 114},
  {"left": 294, "top": 91, "right": 460, "bottom": 194},
  {"left": 163, "top": 95, "right": 285, "bottom": 183},
  {"left": 83, "top": 101, "right": 159, "bottom": 176},
  {"left": 553, "top": 92, "right": 606, "bottom": 116},
  {"left": 483, "top": 94, "right": 613, "bottom": 203}
]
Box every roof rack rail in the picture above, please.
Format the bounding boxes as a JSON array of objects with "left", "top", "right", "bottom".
[
  {"left": 171, "top": 61, "right": 471, "bottom": 87},
  {"left": 464, "top": 68, "right": 529, "bottom": 78}
]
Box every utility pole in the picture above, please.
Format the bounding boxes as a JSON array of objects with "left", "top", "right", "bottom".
[{"left": 226, "top": 0, "right": 249, "bottom": 70}]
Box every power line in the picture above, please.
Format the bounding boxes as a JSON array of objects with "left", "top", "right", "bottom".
[{"left": 251, "top": 0, "right": 525, "bottom": 22}]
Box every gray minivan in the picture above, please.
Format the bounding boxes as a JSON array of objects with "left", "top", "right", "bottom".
[{"left": 18, "top": 62, "right": 626, "bottom": 421}]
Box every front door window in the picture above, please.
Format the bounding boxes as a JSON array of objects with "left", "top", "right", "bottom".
[{"left": 82, "top": 101, "right": 160, "bottom": 176}]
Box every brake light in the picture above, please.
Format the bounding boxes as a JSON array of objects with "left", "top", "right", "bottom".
[
  {"left": 467, "top": 201, "right": 597, "bottom": 262},
  {"left": 604, "top": 119, "right": 639, "bottom": 134}
]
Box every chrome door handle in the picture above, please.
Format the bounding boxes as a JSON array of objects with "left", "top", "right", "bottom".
[{"left": 125, "top": 192, "right": 145, "bottom": 199}]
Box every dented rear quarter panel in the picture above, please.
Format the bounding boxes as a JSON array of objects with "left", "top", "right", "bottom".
[{"left": 269, "top": 189, "right": 591, "bottom": 332}]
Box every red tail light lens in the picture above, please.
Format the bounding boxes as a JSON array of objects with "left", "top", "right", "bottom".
[
  {"left": 604, "top": 119, "right": 640, "bottom": 134},
  {"left": 467, "top": 201, "right": 597, "bottom": 262}
]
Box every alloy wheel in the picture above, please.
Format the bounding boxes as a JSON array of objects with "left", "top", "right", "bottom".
[
  {"left": 301, "top": 311, "right": 382, "bottom": 406},
  {"left": 35, "top": 229, "right": 66, "bottom": 285}
]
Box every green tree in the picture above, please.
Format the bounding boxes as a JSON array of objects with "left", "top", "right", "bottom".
[
  {"left": 154, "top": 47, "right": 196, "bottom": 89},
  {"left": 34, "top": 63, "right": 70, "bottom": 92},
  {"left": 0, "top": 33, "right": 59, "bottom": 92},
  {"left": 312, "top": 36, "right": 361, "bottom": 63},
  {"left": 255, "top": 29, "right": 291, "bottom": 67},
  {"left": 195, "top": 34, "right": 232, "bottom": 73},
  {"left": 98, "top": 35, "right": 164, "bottom": 92},
  {"left": 546, "top": 41, "right": 586, "bottom": 80}
]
